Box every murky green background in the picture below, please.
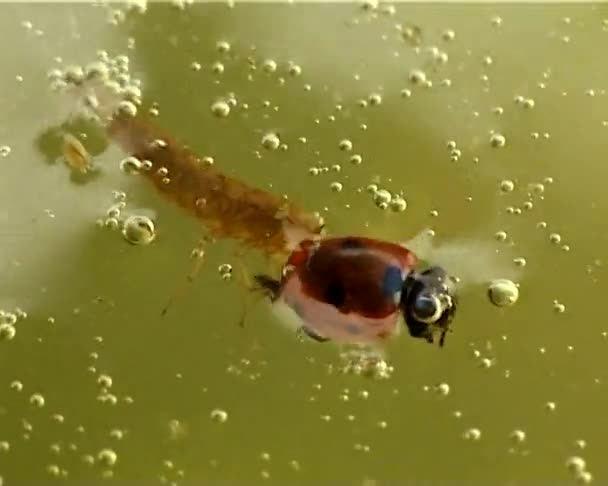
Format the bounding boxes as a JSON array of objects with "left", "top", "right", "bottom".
[{"left": 1, "top": 2, "right": 608, "bottom": 484}]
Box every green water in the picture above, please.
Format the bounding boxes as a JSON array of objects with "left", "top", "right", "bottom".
[{"left": 1, "top": 2, "right": 608, "bottom": 484}]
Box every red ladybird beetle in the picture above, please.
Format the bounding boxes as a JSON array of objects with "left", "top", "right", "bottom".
[{"left": 255, "top": 236, "right": 457, "bottom": 347}]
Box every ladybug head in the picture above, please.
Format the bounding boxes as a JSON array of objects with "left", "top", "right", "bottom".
[{"left": 400, "top": 265, "right": 457, "bottom": 347}]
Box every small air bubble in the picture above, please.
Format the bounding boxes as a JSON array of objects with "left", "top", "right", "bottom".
[
  {"left": 262, "top": 59, "right": 277, "bottom": 73},
  {"left": 545, "top": 401, "right": 557, "bottom": 412},
  {"left": 211, "top": 62, "right": 225, "bottom": 75},
  {"left": 29, "top": 393, "right": 45, "bottom": 408},
  {"left": 500, "top": 180, "right": 515, "bottom": 192},
  {"left": 330, "top": 182, "right": 343, "bottom": 193},
  {"left": 210, "top": 409, "right": 228, "bottom": 423},
  {"left": 211, "top": 100, "right": 231, "bottom": 118},
  {"left": 389, "top": 197, "right": 407, "bottom": 212},
  {"left": 435, "top": 383, "right": 450, "bottom": 396},
  {"left": 262, "top": 132, "right": 280, "bottom": 150},
  {"left": 462, "top": 428, "right": 481, "bottom": 441},
  {"left": 409, "top": 69, "right": 427, "bottom": 85},
  {"left": 97, "top": 448, "right": 118, "bottom": 467},
  {"left": 339, "top": 139, "right": 353, "bottom": 152},
  {"left": 117, "top": 100, "right": 137, "bottom": 117},
  {"left": 490, "top": 133, "right": 506, "bottom": 148},
  {"left": 566, "top": 456, "right": 586, "bottom": 474},
  {"left": 510, "top": 429, "right": 526, "bottom": 443},
  {"left": 495, "top": 231, "right": 508, "bottom": 242},
  {"left": 549, "top": 233, "right": 561, "bottom": 244}
]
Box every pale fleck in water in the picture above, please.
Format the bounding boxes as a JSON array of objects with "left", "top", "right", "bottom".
[{"left": 1, "top": 3, "right": 608, "bottom": 485}]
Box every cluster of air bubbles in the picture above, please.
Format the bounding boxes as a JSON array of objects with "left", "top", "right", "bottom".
[
  {"left": 48, "top": 52, "right": 144, "bottom": 123},
  {"left": 565, "top": 456, "right": 593, "bottom": 484},
  {"left": 366, "top": 185, "right": 407, "bottom": 212},
  {"left": 408, "top": 68, "right": 430, "bottom": 88},
  {"left": 446, "top": 140, "right": 462, "bottom": 162},
  {"left": 97, "top": 192, "right": 156, "bottom": 246},
  {"left": 434, "top": 382, "right": 450, "bottom": 396},
  {"left": 462, "top": 427, "right": 482, "bottom": 441},
  {"left": 0, "top": 145, "right": 10, "bottom": 157},
  {"left": 210, "top": 94, "right": 238, "bottom": 118},
  {"left": 514, "top": 95, "right": 536, "bottom": 109},
  {"left": 337, "top": 350, "right": 393, "bottom": 379},
  {"left": 0, "top": 308, "right": 27, "bottom": 342},
  {"left": 218, "top": 263, "right": 233, "bottom": 281}
]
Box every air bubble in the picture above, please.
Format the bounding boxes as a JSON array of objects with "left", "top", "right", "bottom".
[
  {"left": 97, "top": 374, "right": 113, "bottom": 388},
  {"left": 262, "top": 132, "right": 280, "bottom": 150},
  {"left": 509, "top": 429, "right": 526, "bottom": 443},
  {"left": 288, "top": 63, "right": 302, "bottom": 76},
  {"left": 389, "top": 197, "right": 407, "bottom": 212},
  {"left": 566, "top": 456, "right": 586, "bottom": 474},
  {"left": 119, "top": 156, "right": 143, "bottom": 175},
  {"left": 549, "top": 233, "right": 561, "bottom": 244},
  {"left": 262, "top": 59, "right": 277, "bottom": 73},
  {"left": 339, "top": 139, "right": 353, "bottom": 152},
  {"left": 373, "top": 189, "right": 392, "bottom": 208},
  {"left": 462, "top": 428, "right": 481, "bottom": 441},
  {"left": 500, "top": 180, "right": 515, "bottom": 192},
  {"left": 495, "top": 231, "right": 508, "bottom": 242},
  {"left": 97, "top": 449, "right": 118, "bottom": 467},
  {"left": 122, "top": 215, "right": 156, "bottom": 246},
  {"left": 211, "top": 100, "right": 230, "bottom": 118},
  {"left": 330, "top": 182, "right": 343, "bottom": 193},
  {"left": 29, "top": 393, "right": 45, "bottom": 408},
  {"left": 350, "top": 154, "right": 362, "bottom": 165},
  {"left": 216, "top": 40, "right": 231, "bottom": 53},
  {"left": 409, "top": 69, "right": 427, "bottom": 85},
  {"left": 487, "top": 279, "right": 519, "bottom": 307},
  {"left": 210, "top": 409, "right": 228, "bottom": 423},
  {"left": 490, "top": 133, "right": 506, "bottom": 148},
  {"left": 117, "top": 100, "right": 137, "bottom": 117},
  {"left": 0, "top": 324, "right": 16, "bottom": 341}
]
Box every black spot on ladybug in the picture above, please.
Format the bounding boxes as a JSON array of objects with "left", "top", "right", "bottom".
[
  {"left": 341, "top": 238, "right": 366, "bottom": 249},
  {"left": 325, "top": 281, "right": 346, "bottom": 308}
]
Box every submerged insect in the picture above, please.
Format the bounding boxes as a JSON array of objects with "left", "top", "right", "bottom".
[
  {"left": 50, "top": 60, "right": 459, "bottom": 348},
  {"left": 255, "top": 236, "right": 457, "bottom": 347}
]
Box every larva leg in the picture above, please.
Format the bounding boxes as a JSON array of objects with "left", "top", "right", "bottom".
[{"left": 161, "top": 233, "right": 214, "bottom": 316}]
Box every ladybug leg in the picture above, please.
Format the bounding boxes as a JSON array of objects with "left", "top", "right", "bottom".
[
  {"left": 232, "top": 252, "right": 258, "bottom": 328},
  {"left": 253, "top": 275, "right": 282, "bottom": 301},
  {"left": 161, "top": 232, "right": 214, "bottom": 316},
  {"left": 298, "top": 326, "right": 330, "bottom": 343}
]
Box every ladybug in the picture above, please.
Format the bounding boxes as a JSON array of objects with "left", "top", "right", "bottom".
[{"left": 255, "top": 236, "right": 457, "bottom": 347}]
